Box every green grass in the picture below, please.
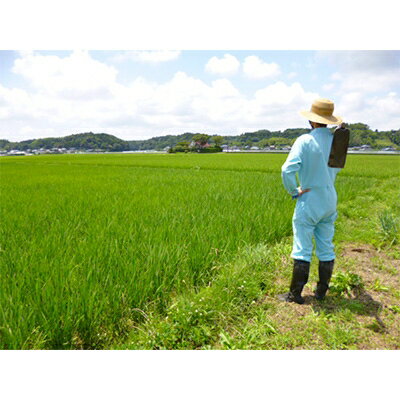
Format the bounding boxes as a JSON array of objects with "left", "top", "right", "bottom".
[{"left": 1, "top": 153, "right": 399, "bottom": 349}]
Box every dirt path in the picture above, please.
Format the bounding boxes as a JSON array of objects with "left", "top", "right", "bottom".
[
  {"left": 265, "top": 243, "right": 400, "bottom": 349},
  {"left": 338, "top": 243, "right": 399, "bottom": 348}
]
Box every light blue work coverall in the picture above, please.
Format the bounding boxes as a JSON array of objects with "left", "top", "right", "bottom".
[{"left": 281, "top": 127, "right": 342, "bottom": 262}]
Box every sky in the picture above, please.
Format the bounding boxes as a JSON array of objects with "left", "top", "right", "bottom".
[{"left": 0, "top": 50, "right": 399, "bottom": 141}]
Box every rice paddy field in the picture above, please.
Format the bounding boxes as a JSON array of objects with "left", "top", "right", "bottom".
[{"left": 1, "top": 153, "right": 399, "bottom": 349}]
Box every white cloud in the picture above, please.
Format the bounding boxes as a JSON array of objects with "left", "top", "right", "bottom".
[
  {"left": 211, "top": 79, "right": 240, "bottom": 98},
  {"left": 317, "top": 51, "right": 400, "bottom": 128},
  {"left": 0, "top": 51, "right": 249, "bottom": 140},
  {"left": 12, "top": 50, "right": 118, "bottom": 99},
  {"left": 205, "top": 54, "right": 240, "bottom": 76},
  {"left": 340, "top": 92, "right": 400, "bottom": 130},
  {"left": 243, "top": 56, "right": 281, "bottom": 79},
  {"left": 339, "top": 70, "right": 400, "bottom": 93},
  {"left": 0, "top": 62, "right": 318, "bottom": 141},
  {"left": 253, "top": 82, "right": 317, "bottom": 107},
  {"left": 127, "top": 72, "right": 246, "bottom": 128},
  {"left": 113, "top": 50, "right": 181, "bottom": 63},
  {"left": 318, "top": 50, "right": 400, "bottom": 73},
  {"left": 248, "top": 82, "right": 319, "bottom": 128},
  {"left": 320, "top": 51, "right": 400, "bottom": 93}
]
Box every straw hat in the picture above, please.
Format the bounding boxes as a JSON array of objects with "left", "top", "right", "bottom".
[{"left": 300, "top": 98, "right": 342, "bottom": 125}]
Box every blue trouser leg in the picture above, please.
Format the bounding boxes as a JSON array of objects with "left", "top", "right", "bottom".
[
  {"left": 291, "top": 218, "right": 314, "bottom": 262},
  {"left": 314, "top": 212, "right": 337, "bottom": 261}
]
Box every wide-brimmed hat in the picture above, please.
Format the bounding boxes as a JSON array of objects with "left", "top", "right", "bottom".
[{"left": 300, "top": 98, "right": 342, "bottom": 125}]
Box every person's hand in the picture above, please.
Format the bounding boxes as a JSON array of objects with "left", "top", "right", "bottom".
[
  {"left": 291, "top": 187, "right": 310, "bottom": 199},
  {"left": 298, "top": 188, "right": 310, "bottom": 196}
]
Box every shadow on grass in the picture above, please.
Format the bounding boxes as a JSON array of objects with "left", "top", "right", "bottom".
[{"left": 304, "top": 288, "right": 386, "bottom": 332}]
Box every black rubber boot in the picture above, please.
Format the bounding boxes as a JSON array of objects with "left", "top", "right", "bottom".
[
  {"left": 278, "top": 259, "right": 310, "bottom": 304},
  {"left": 315, "top": 260, "right": 334, "bottom": 300}
]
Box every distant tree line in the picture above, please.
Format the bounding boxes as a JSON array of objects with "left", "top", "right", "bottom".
[
  {"left": 1, "top": 124, "right": 399, "bottom": 151},
  {"left": 168, "top": 134, "right": 223, "bottom": 153},
  {"left": 0, "top": 132, "right": 128, "bottom": 152}
]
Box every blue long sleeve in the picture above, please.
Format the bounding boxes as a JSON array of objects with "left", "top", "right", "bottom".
[
  {"left": 281, "top": 128, "right": 341, "bottom": 198},
  {"left": 281, "top": 138, "right": 303, "bottom": 196}
]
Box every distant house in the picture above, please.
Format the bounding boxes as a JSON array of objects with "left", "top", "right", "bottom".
[
  {"left": 382, "top": 146, "right": 395, "bottom": 151},
  {"left": 7, "top": 150, "right": 25, "bottom": 156}
]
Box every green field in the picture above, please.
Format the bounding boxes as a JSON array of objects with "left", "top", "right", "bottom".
[{"left": 1, "top": 153, "right": 399, "bottom": 349}]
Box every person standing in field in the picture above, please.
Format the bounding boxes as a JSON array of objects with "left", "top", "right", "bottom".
[{"left": 279, "top": 98, "right": 344, "bottom": 304}]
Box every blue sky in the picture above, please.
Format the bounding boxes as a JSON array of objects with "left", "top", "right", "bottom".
[{"left": 1, "top": 50, "right": 399, "bottom": 141}]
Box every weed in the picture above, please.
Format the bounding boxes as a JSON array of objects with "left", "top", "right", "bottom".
[
  {"left": 379, "top": 210, "right": 399, "bottom": 245},
  {"left": 371, "top": 278, "right": 389, "bottom": 292},
  {"left": 388, "top": 305, "right": 400, "bottom": 314},
  {"left": 366, "top": 320, "right": 386, "bottom": 333},
  {"left": 330, "top": 271, "right": 364, "bottom": 297},
  {"left": 219, "top": 331, "right": 235, "bottom": 349}
]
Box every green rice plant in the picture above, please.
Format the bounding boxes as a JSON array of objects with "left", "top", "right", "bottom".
[
  {"left": 0, "top": 154, "right": 293, "bottom": 349},
  {"left": 2, "top": 153, "right": 398, "bottom": 178},
  {"left": 0, "top": 153, "right": 398, "bottom": 349}
]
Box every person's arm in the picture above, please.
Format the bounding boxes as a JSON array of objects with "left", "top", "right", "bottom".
[{"left": 281, "top": 138, "right": 309, "bottom": 198}]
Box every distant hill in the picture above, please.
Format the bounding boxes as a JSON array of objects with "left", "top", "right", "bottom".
[
  {"left": 1, "top": 124, "right": 399, "bottom": 151},
  {"left": 0, "top": 132, "right": 128, "bottom": 152}
]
